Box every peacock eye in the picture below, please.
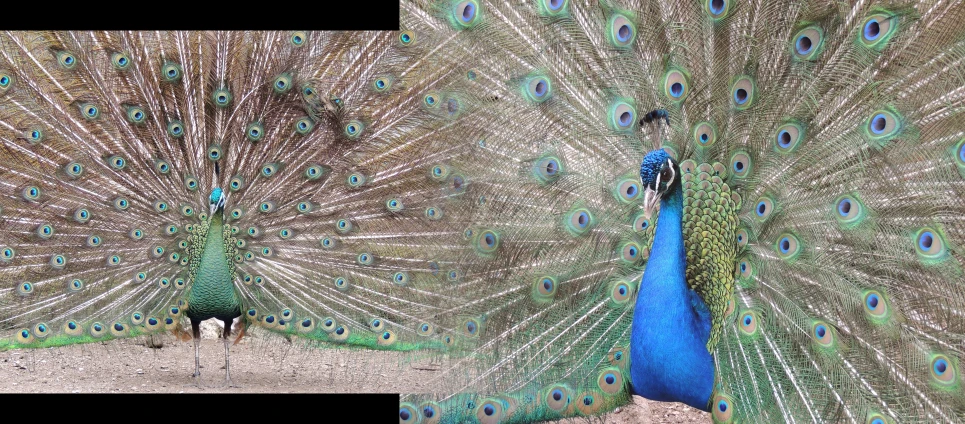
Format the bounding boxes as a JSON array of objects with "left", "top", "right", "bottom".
[{"left": 660, "top": 167, "right": 672, "bottom": 183}]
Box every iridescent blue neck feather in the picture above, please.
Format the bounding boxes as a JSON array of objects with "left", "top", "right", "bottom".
[{"left": 629, "top": 181, "right": 715, "bottom": 411}]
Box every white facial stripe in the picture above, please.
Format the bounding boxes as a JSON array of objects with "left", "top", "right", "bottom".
[{"left": 667, "top": 159, "right": 675, "bottom": 187}]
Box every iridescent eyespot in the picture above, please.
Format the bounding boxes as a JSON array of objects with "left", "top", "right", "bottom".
[
  {"left": 391, "top": 271, "right": 409, "bottom": 286},
  {"left": 610, "top": 280, "right": 633, "bottom": 305},
  {"left": 429, "top": 164, "right": 450, "bottom": 181},
  {"left": 25, "top": 128, "right": 44, "bottom": 144},
  {"left": 336, "top": 219, "right": 353, "bottom": 233},
  {"left": 524, "top": 76, "right": 551, "bottom": 102},
  {"left": 791, "top": 26, "right": 825, "bottom": 60},
  {"left": 729, "top": 151, "right": 751, "bottom": 177},
  {"left": 130, "top": 228, "right": 144, "bottom": 240},
  {"left": 273, "top": 73, "right": 292, "bottom": 94},
  {"left": 425, "top": 207, "right": 442, "bottom": 220},
  {"left": 68, "top": 279, "right": 84, "bottom": 292},
  {"left": 111, "top": 52, "right": 131, "bottom": 70},
  {"left": 475, "top": 230, "right": 500, "bottom": 254},
  {"left": 305, "top": 164, "right": 327, "bottom": 181},
  {"left": 464, "top": 318, "right": 481, "bottom": 336},
  {"left": 47, "top": 254, "right": 66, "bottom": 269},
  {"left": 736, "top": 228, "right": 749, "bottom": 249},
  {"left": 17, "top": 282, "right": 33, "bottom": 296},
  {"left": 373, "top": 77, "right": 390, "bottom": 92},
  {"left": 452, "top": 0, "right": 479, "bottom": 27},
  {"left": 201, "top": 144, "right": 223, "bottom": 162},
  {"left": 113, "top": 197, "right": 130, "bottom": 211},
  {"left": 161, "top": 62, "right": 182, "bottom": 82},
  {"left": 774, "top": 122, "right": 805, "bottom": 153},
  {"left": 811, "top": 321, "right": 834, "bottom": 348},
  {"left": 333, "top": 276, "right": 350, "bottom": 292},
  {"left": 731, "top": 76, "right": 756, "bottom": 109},
  {"left": 260, "top": 163, "right": 280, "bottom": 178},
  {"left": 399, "top": 404, "right": 417, "bottom": 423},
  {"left": 545, "top": 385, "right": 570, "bottom": 411},
  {"left": 153, "top": 159, "right": 170, "bottom": 174},
  {"left": 35, "top": 223, "right": 54, "bottom": 240},
  {"left": 0, "top": 72, "right": 12, "bottom": 90},
  {"left": 22, "top": 186, "right": 41, "bottom": 201},
  {"left": 706, "top": 0, "right": 729, "bottom": 18},
  {"left": 167, "top": 120, "right": 185, "bottom": 137},
  {"left": 386, "top": 198, "right": 404, "bottom": 212},
  {"left": 184, "top": 176, "right": 199, "bottom": 191},
  {"left": 126, "top": 106, "right": 146, "bottom": 124},
  {"left": 597, "top": 368, "right": 623, "bottom": 394},
  {"left": 153, "top": 201, "right": 170, "bottom": 214},
  {"left": 357, "top": 252, "right": 373, "bottom": 265},
  {"left": 664, "top": 68, "right": 689, "bottom": 102},
  {"left": 860, "top": 13, "right": 898, "bottom": 49},
  {"left": 57, "top": 51, "right": 77, "bottom": 69},
  {"left": 565, "top": 208, "right": 594, "bottom": 236},
  {"left": 0, "top": 247, "right": 15, "bottom": 262},
  {"left": 736, "top": 257, "right": 755, "bottom": 286},
  {"left": 930, "top": 354, "right": 957, "bottom": 386},
  {"left": 865, "top": 109, "right": 901, "bottom": 145},
  {"left": 833, "top": 194, "right": 866, "bottom": 228},
  {"left": 533, "top": 156, "right": 562, "bottom": 184},
  {"left": 74, "top": 208, "right": 91, "bottom": 223},
  {"left": 246, "top": 122, "right": 264, "bottom": 142},
  {"left": 633, "top": 213, "right": 651, "bottom": 232},
  {"left": 446, "top": 269, "right": 461, "bottom": 282},
  {"left": 692, "top": 122, "right": 717, "bottom": 148},
  {"left": 775, "top": 233, "right": 802, "bottom": 260},
  {"left": 739, "top": 311, "right": 759, "bottom": 336},
  {"left": 863, "top": 290, "right": 889, "bottom": 320},
  {"left": 754, "top": 196, "right": 775, "bottom": 221},
  {"left": 80, "top": 103, "right": 99, "bottom": 119},
  {"left": 614, "top": 179, "right": 641, "bottom": 203},
  {"left": 609, "top": 101, "right": 636, "bottom": 131},
  {"left": 712, "top": 393, "right": 734, "bottom": 423},
  {"left": 914, "top": 227, "right": 948, "bottom": 262},
  {"left": 399, "top": 31, "right": 415, "bottom": 45},
  {"left": 620, "top": 242, "right": 641, "bottom": 263},
  {"left": 344, "top": 120, "right": 363, "bottom": 138},
  {"left": 293, "top": 117, "right": 314, "bottom": 135},
  {"left": 533, "top": 276, "right": 558, "bottom": 301},
  {"left": 290, "top": 31, "right": 306, "bottom": 46},
  {"left": 258, "top": 201, "right": 275, "bottom": 213},
  {"left": 212, "top": 88, "right": 232, "bottom": 107},
  {"left": 609, "top": 14, "right": 635, "bottom": 48},
  {"left": 538, "top": 0, "right": 568, "bottom": 15}
]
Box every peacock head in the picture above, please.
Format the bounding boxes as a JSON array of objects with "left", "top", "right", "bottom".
[
  {"left": 639, "top": 149, "right": 679, "bottom": 216},
  {"left": 209, "top": 187, "right": 226, "bottom": 215}
]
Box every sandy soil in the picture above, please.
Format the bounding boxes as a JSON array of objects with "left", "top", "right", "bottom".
[{"left": 0, "top": 323, "right": 708, "bottom": 423}]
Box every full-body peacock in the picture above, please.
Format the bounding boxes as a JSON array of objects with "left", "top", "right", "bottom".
[{"left": 1, "top": 0, "right": 964, "bottom": 422}]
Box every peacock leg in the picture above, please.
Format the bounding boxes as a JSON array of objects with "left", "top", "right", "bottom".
[
  {"left": 191, "top": 319, "right": 202, "bottom": 379},
  {"left": 221, "top": 318, "right": 239, "bottom": 388}
]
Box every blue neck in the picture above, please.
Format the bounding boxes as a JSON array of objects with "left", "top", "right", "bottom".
[{"left": 628, "top": 185, "right": 715, "bottom": 411}]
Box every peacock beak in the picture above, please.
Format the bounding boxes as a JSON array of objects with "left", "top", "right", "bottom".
[{"left": 643, "top": 186, "right": 659, "bottom": 219}]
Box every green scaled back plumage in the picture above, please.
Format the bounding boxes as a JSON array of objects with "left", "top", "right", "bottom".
[{"left": 0, "top": 0, "right": 963, "bottom": 422}]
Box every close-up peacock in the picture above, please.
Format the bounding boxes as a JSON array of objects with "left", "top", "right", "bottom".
[{"left": 1, "top": 0, "right": 964, "bottom": 422}]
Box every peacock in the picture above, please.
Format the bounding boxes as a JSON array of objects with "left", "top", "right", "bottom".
[{"left": 1, "top": 0, "right": 964, "bottom": 422}]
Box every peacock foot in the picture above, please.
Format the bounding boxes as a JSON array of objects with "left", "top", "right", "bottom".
[{"left": 221, "top": 377, "right": 241, "bottom": 389}]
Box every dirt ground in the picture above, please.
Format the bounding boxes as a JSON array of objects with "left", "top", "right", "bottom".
[{"left": 0, "top": 323, "right": 708, "bottom": 423}]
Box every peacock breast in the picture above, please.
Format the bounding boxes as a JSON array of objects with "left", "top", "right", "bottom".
[{"left": 186, "top": 215, "right": 241, "bottom": 321}]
